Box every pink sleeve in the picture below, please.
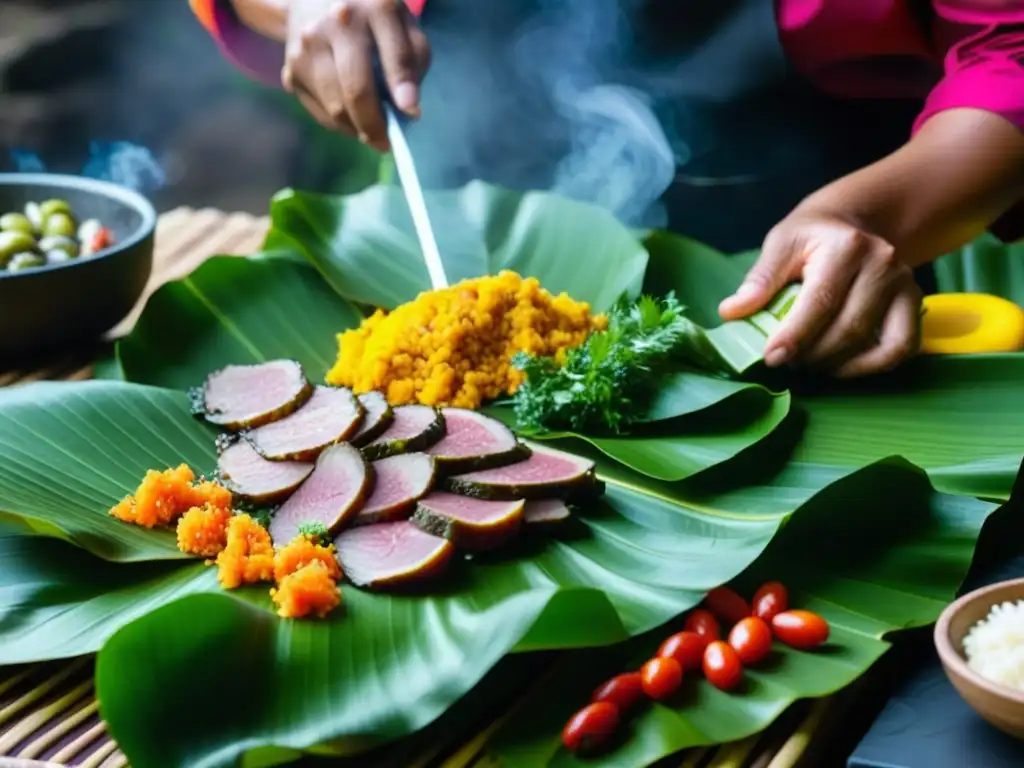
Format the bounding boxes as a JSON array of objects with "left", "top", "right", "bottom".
[
  {"left": 913, "top": 3, "right": 1024, "bottom": 134},
  {"left": 200, "top": 0, "right": 428, "bottom": 88}
]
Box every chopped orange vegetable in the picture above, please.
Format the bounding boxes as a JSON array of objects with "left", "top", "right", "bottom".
[
  {"left": 270, "top": 561, "right": 342, "bottom": 619},
  {"left": 273, "top": 536, "right": 342, "bottom": 583},
  {"left": 215, "top": 514, "right": 275, "bottom": 589},
  {"left": 326, "top": 271, "right": 605, "bottom": 409},
  {"left": 109, "top": 464, "right": 230, "bottom": 529},
  {"left": 176, "top": 504, "right": 233, "bottom": 557}
]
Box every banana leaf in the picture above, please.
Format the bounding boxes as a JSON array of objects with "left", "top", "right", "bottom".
[
  {"left": 934, "top": 234, "right": 1024, "bottom": 304},
  {"left": 487, "top": 460, "right": 1008, "bottom": 768},
  {"left": 4, "top": 183, "right": 1022, "bottom": 768}
]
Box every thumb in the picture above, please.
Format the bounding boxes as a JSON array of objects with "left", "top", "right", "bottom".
[{"left": 718, "top": 235, "right": 798, "bottom": 321}]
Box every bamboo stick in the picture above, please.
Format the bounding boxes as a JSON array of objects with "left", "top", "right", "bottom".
[
  {"left": 16, "top": 700, "right": 99, "bottom": 759},
  {"left": 0, "top": 679, "right": 93, "bottom": 752},
  {"left": 48, "top": 720, "right": 106, "bottom": 765},
  {"left": 764, "top": 697, "right": 834, "bottom": 768},
  {"left": 0, "top": 660, "right": 87, "bottom": 728}
]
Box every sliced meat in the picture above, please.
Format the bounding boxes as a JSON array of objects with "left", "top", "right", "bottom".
[
  {"left": 245, "top": 386, "right": 364, "bottom": 462},
  {"left": 443, "top": 443, "right": 598, "bottom": 501},
  {"left": 335, "top": 521, "right": 455, "bottom": 589},
  {"left": 412, "top": 492, "right": 524, "bottom": 551},
  {"left": 193, "top": 360, "right": 312, "bottom": 431},
  {"left": 268, "top": 443, "right": 372, "bottom": 546},
  {"left": 524, "top": 499, "right": 572, "bottom": 526},
  {"left": 216, "top": 435, "right": 312, "bottom": 505},
  {"left": 362, "top": 405, "right": 445, "bottom": 460},
  {"left": 350, "top": 391, "right": 394, "bottom": 447},
  {"left": 426, "top": 408, "right": 529, "bottom": 474},
  {"left": 353, "top": 453, "right": 437, "bottom": 526}
]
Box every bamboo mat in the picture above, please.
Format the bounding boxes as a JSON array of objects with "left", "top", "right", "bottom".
[{"left": 0, "top": 208, "right": 867, "bottom": 767}]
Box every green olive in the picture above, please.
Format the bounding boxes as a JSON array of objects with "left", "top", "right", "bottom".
[
  {"left": 38, "top": 235, "right": 79, "bottom": 258},
  {"left": 0, "top": 212, "right": 34, "bottom": 234},
  {"left": 39, "top": 199, "right": 72, "bottom": 220},
  {"left": 0, "top": 230, "right": 38, "bottom": 264},
  {"left": 23, "top": 202, "right": 43, "bottom": 232},
  {"left": 6, "top": 251, "right": 45, "bottom": 271},
  {"left": 43, "top": 212, "right": 76, "bottom": 238}
]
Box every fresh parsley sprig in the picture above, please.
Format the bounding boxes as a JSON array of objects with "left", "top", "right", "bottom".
[{"left": 512, "top": 294, "right": 718, "bottom": 434}]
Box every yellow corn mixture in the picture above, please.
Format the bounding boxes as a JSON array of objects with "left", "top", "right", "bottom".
[
  {"left": 271, "top": 561, "right": 342, "bottom": 619},
  {"left": 326, "top": 270, "right": 606, "bottom": 409},
  {"left": 111, "top": 467, "right": 343, "bottom": 619},
  {"left": 215, "top": 513, "right": 275, "bottom": 589},
  {"left": 109, "top": 464, "right": 231, "bottom": 529}
]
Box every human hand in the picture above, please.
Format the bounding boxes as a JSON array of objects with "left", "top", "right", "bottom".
[
  {"left": 283, "top": 0, "right": 430, "bottom": 151},
  {"left": 718, "top": 211, "right": 922, "bottom": 378}
]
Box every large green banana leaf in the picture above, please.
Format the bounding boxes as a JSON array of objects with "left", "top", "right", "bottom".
[
  {"left": 934, "top": 234, "right": 1024, "bottom": 305},
  {"left": 2, "top": 183, "right": 1021, "bottom": 768},
  {"left": 487, "top": 460, "right": 1008, "bottom": 767}
]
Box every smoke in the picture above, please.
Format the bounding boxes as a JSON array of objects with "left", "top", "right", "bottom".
[
  {"left": 8, "top": 141, "right": 166, "bottom": 193},
  {"left": 412, "top": 0, "right": 679, "bottom": 229}
]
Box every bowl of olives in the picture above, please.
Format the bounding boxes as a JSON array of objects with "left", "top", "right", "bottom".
[{"left": 0, "top": 173, "right": 156, "bottom": 362}]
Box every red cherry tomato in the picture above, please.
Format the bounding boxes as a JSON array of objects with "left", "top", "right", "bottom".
[
  {"left": 683, "top": 608, "right": 721, "bottom": 640},
  {"left": 562, "top": 702, "right": 620, "bottom": 753},
  {"left": 703, "top": 641, "right": 743, "bottom": 691},
  {"left": 703, "top": 586, "right": 751, "bottom": 626},
  {"left": 591, "top": 672, "right": 644, "bottom": 711},
  {"left": 657, "top": 631, "right": 707, "bottom": 672},
  {"left": 728, "top": 617, "right": 773, "bottom": 665},
  {"left": 771, "top": 610, "right": 830, "bottom": 649},
  {"left": 640, "top": 657, "right": 683, "bottom": 700},
  {"left": 751, "top": 581, "right": 789, "bottom": 622}
]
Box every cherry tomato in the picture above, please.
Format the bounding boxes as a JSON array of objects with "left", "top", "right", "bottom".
[
  {"left": 683, "top": 608, "right": 721, "bottom": 640},
  {"left": 591, "top": 672, "right": 645, "bottom": 711},
  {"left": 703, "top": 641, "right": 743, "bottom": 691},
  {"left": 703, "top": 586, "right": 751, "bottom": 626},
  {"left": 657, "top": 631, "right": 707, "bottom": 672},
  {"left": 771, "top": 610, "right": 830, "bottom": 649},
  {"left": 640, "top": 657, "right": 683, "bottom": 700},
  {"left": 562, "top": 701, "right": 620, "bottom": 753},
  {"left": 728, "top": 617, "right": 773, "bottom": 665},
  {"left": 752, "top": 581, "right": 789, "bottom": 622}
]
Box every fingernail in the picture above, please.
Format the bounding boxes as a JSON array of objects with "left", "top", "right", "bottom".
[
  {"left": 764, "top": 346, "right": 792, "bottom": 367},
  {"left": 393, "top": 82, "right": 420, "bottom": 114}
]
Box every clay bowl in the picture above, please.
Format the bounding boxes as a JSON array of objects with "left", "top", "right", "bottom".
[
  {"left": 0, "top": 173, "right": 156, "bottom": 364},
  {"left": 934, "top": 577, "right": 1024, "bottom": 738}
]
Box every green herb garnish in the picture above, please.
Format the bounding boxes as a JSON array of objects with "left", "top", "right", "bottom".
[
  {"left": 298, "top": 521, "right": 331, "bottom": 545},
  {"left": 512, "top": 294, "right": 718, "bottom": 434}
]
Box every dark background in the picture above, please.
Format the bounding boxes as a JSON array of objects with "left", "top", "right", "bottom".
[{"left": 0, "top": 0, "right": 381, "bottom": 213}]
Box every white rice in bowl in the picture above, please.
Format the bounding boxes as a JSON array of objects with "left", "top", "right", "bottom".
[{"left": 963, "top": 600, "right": 1024, "bottom": 692}]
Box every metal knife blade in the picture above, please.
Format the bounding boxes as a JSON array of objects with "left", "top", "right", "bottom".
[{"left": 383, "top": 105, "right": 449, "bottom": 290}]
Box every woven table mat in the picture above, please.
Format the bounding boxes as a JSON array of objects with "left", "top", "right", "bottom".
[{"left": 0, "top": 207, "right": 866, "bottom": 768}]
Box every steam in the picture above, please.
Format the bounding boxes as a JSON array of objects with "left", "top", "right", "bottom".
[
  {"left": 8, "top": 141, "right": 166, "bottom": 193},
  {"left": 414, "top": 0, "right": 679, "bottom": 229}
]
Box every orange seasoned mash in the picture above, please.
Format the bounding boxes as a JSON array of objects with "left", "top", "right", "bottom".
[
  {"left": 109, "top": 464, "right": 231, "bottom": 529},
  {"left": 215, "top": 513, "right": 275, "bottom": 589},
  {"left": 326, "top": 271, "right": 605, "bottom": 409},
  {"left": 271, "top": 561, "right": 341, "bottom": 619},
  {"left": 273, "top": 536, "right": 342, "bottom": 582},
  {"left": 176, "top": 504, "right": 233, "bottom": 557}
]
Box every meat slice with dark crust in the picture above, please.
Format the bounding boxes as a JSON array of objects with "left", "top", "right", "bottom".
[
  {"left": 443, "top": 443, "right": 598, "bottom": 501},
  {"left": 245, "top": 386, "right": 364, "bottom": 462},
  {"left": 412, "top": 492, "right": 524, "bottom": 551},
  {"left": 268, "top": 443, "right": 372, "bottom": 546},
  {"left": 216, "top": 435, "right": 312, "bottom": 505},
  {"left": 349, "top": 391, "right": 394, "bottom": 447},
  {"left": 524, "top": 499, "right": 572, "bottom": 526},
  {"left": 334, "top": 521, "right": 455, "bottom": 589},
  {"left": 426, "top": 408, "right": 529, "bottom": 474},
  {"left": 352, "top": 453, "right": 437, "bottom": 526},
  {"left": 362, "top": 405, "right": 444, "bottom": 460},
  {"left": 193, "top": 359, "right": 312, "bottom": 431}
]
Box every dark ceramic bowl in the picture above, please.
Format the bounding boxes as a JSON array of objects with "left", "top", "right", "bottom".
[{"left": 0, "top": 173, "right": 156, "bottom": 363}]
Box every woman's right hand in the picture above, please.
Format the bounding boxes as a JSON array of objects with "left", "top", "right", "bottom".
[{"left": 283, "top": 0, "right": 430, "bottom": 151}]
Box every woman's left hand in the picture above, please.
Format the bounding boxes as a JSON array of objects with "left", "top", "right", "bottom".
[{"left": 718, "top": 210, "right": 922, "bottom": 378}]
